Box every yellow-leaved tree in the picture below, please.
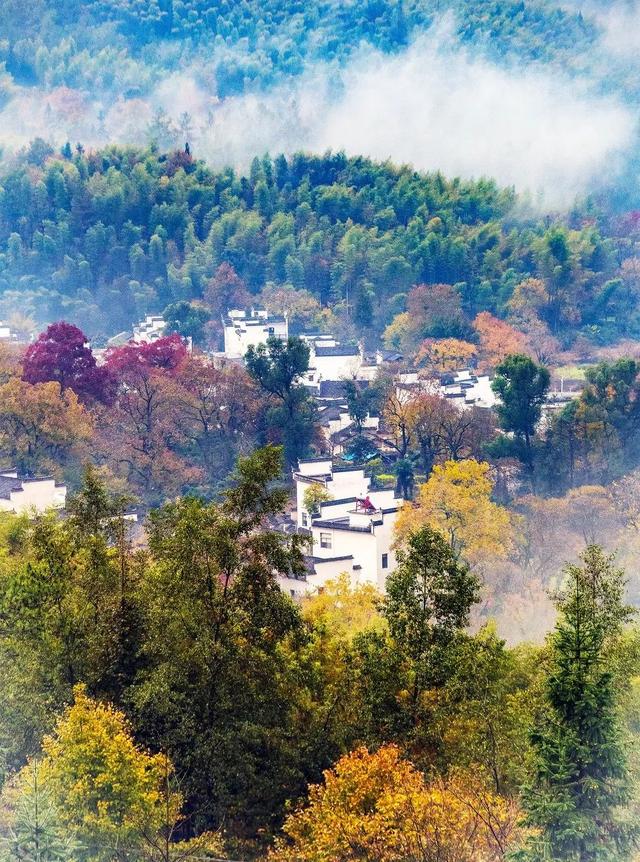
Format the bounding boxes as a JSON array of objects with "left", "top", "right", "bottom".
[
  {"left": 303, "top": 484, "right": 332, "bottom": 517},
  {"left": 395, "top": 459, "right": 513, "bottom": 565},
  {"left": 301, "top": 573, "right": 384, "bottom": 639},
  {"left": 2, "top": 685, "right": 222, "bottom": 861},
  {"left": 0, "top": 378, "right": 93, "bottom": 477},
  {"left": 38, "top": 685, "right": 174, "bottom": 856},
  {"left": 414, "top": 338, "right": 477, "bottom": 374},
  {"left": 383, "top": 312, "right": 413, "bottom": 353},
  {"left": 269, "top": 744, "right": 523, "bottom": 862}
]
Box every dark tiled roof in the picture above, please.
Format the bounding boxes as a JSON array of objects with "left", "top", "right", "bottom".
[
  {"left": 307, "top": 554, "right": 354, "bottom": 564},
  {"left": 315, "top": 345, "right": 360, "bottom": 357},
  {"left": 312, "top": 519, "right": 372, "bottom": 533},
  {"left": 225, "top": 312, "right": 287, "bottom": 323},
  {"left": 317, "top": 496, "right": 357, "bottom": 508},
  {"left": 318, "top": 406, "right": 344, "bottom": 422},
  {"left": 0, "top": 475, "right": 21, "bottom": 499},
  {"left": 318, "top": 379, "right": 370, "bottom": 398},
  {"left": 292, "top": 473, "right": 330, "bottom": 485},
  {"left": 318, "top": 380, "right": 348, "bottom": 398}
]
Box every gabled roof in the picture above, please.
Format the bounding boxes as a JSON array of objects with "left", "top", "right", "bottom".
[
  {"left": 318, "top": 405, "right": 345, "bottom": 422},
  {"left": 0, "top": 475, "right": 21, "bottom": 500},
  {"left": 318, "top": 379, "right": 369, "bottom": 398},
  {"left": 106, "top": 331, "right": 132, "bottom": 347},
  {"left": 224, "top": 316, "right": 287, "bottom": 327},
  {"left": 317, "top": 496, "right": 358, "bottom": 508},
  {"left": 318, "top": 380, "right": 349, "bottom": 398},
  {"left": 307, "top": 554, "right": 354, "bottom": 564},
  {"left": 312, "top": 518, "right": 372, "bottom": 533},
  {"left": 314, "top": 345, "right": 360, "bottom": 357}
]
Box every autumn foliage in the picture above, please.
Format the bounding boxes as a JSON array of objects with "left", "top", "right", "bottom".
[
  {"left": 23, "top": 322, "right": 115, "bottom": 405},
  {"left": 0, "top": 325, "right": 265, "bottom": 501},
  {"left": 0, "top": 377, "right": 93, "bottom": 476},
  {"left": 104, "top": 332, "right": 188, "bottom": 378},
  {"left": 415, "top": 338, "right": 477, "bottom": 373},
  {"left": 271, "top": 745, "right": 523, "bottom": 862},
  {"left": 396, "top": 459, "right": 514, "bottom": 565},
  {"left": 473, "top": 312, "right": 529, "bottom": 373}
]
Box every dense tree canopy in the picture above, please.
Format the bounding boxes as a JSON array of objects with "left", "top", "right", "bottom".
[{"left": 0, "top": 145, "right": 636, "bottom": 356}]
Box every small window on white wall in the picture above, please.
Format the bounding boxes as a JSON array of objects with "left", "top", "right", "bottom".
[
  {"left": 382, "top": 553, "right": 389, "bottom": 569},
  {"left": 320, "top": 532, "right": 332, "bottom": 549}
]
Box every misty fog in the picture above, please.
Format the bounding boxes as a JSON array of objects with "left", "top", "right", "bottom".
[{"left": 0, "top": 13, "right": 638, "bottom": 207}]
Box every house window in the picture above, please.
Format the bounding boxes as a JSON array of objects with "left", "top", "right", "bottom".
[
  {"left": 302, "top": 512, "right": 308, "bottom": 526},
  {"left": 320, "top": 532, "right": 332, "bottom": 549},
  {"left": 382, "top": 553, "right": 389, "bottom": 569}
]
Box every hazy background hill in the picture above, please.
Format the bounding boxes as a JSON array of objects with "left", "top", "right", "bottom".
[
  {"left": 3, "top": 0, "right": 640, "bottom": 343},
  {"left": 1, "top": 0, "right": 640, "bottom": 207}
]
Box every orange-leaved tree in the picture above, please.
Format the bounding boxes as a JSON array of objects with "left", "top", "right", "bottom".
[
  {"left": 270, "top": 744, "right": 523, "bottom": 862},
  {"left": 0, "top": 377, "right": 93, "bottom": 476},
  {"left": 473, "top": 312, "right": 529, "bottom": 373}
]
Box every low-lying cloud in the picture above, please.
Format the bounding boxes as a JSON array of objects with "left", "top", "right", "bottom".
[
  {"left": 196, "top": 34, "right": 635, "bottom": 206},
  {"left": 563, "top": 0, "right": 640, "bottom": 59},
  {"left": 0, "top": 24, "right": 636, "bottom": 208},
  {"left": 314, "top": 38, "right": 634, "bottom": 205}
]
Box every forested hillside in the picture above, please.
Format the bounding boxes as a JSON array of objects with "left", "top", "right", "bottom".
[
  {"left": 1, "top": 0, "right": 596, "bottom": 101},
  {"left": 2, "top": 0, "right": 637, "bottom": 206},
  {"left": 2, "top": 145, "right": 639, "bottom": 346}
]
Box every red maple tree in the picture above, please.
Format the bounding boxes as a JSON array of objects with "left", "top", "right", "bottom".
[{"left": 23, "top": 322, "right": 115, "bottom": 405}]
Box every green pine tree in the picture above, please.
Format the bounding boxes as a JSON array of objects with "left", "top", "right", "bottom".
[
  {"left": 0, "top": 761, "right": 80, "bottom": 862},
  {"left": 520, "top": 545, "right": 637, "bottom": 862},
  {"left": 383, "top": 526, "right": 480, "bottom": 700}
]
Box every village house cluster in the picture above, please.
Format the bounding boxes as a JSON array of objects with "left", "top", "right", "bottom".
[{"left": 1, "top": 306, "right": 582, "bottom": 596}]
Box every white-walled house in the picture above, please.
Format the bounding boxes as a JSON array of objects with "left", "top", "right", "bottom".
[
  {"left": 223, "top": 308, "right": 288, "bottom": 358},
  {"left": 133, "top": 315, "right": 167, "bottom": 343},
  {"left": 440, "top": 369, "right": 497, "bottom": 409},
  {"left": 0, "top": 472, "right": 67, "bottom": 515},
  {"left": 0, "top": 321, "right": 26, "bottom": 343},
  {"left": 290, "top": 458, "right": 400, "bottom": 593},
  {"left": 293, "top": 458, "right": 368, "bottom": 526},
  {"left": 393, "top": 369, "right": 497, "bottom": 411},
  {"left": 301, "top": 336, "right": 363, "bottom": 387},
  {"left": 312, "top": 343, "right": 362, "bottom": 381}
]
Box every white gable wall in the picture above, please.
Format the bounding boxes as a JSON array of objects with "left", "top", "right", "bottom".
[
  {"left": 0, "top": 478, "right": 66, "bottom": 515},
  {"left": 224, "top": 317, "right": 288, "bottom": 357},
  {"left": 311, "top": 352, "right": 362, "bottom": 381}
]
